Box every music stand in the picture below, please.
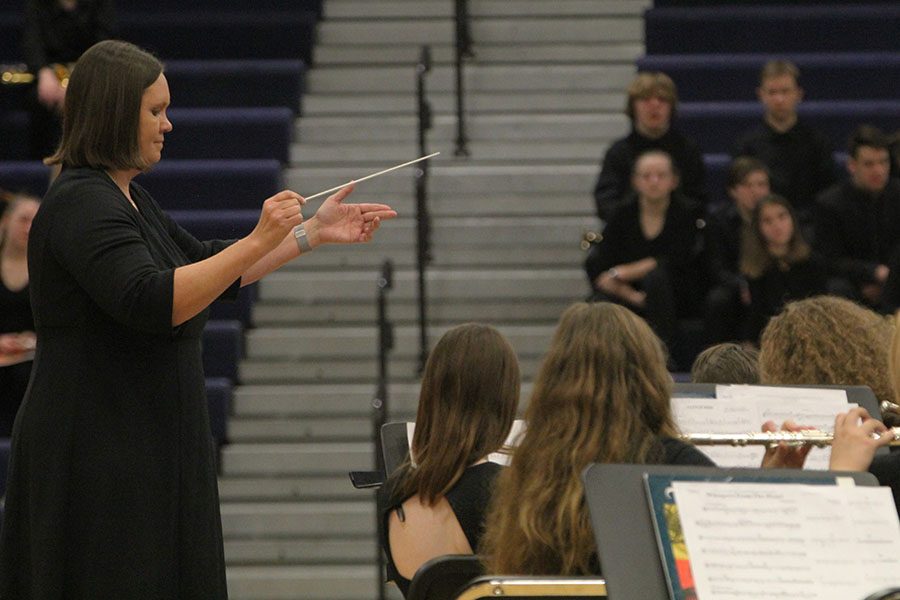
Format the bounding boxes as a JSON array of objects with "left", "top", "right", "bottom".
[
  {"left": 381, "top": 421, "right": 410, "bottom": 476},
  {"left": 673, "top": 383, "right": 882, "bottom": 418},
  {"left": 582, "top": 463, "right": 879, "bottom": 600}
]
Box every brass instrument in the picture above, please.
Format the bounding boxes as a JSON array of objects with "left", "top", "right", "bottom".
[
  {"left": 682, "top": 427, "right": 900, "bottom": 448},
  {"left": 1, "top": 63, "right": 71, "bottom": 88},
  {"left": 581, "top": 230, "right": 602, "bottom": 251}
]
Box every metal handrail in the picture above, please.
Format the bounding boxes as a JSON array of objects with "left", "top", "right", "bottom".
[
  {"left": 453, "top": 0, "right": 471, "bottom": 157},
  {"left": 415, "top": 45, "right": 434, "bottom": 374},
  {"left": 372, "top": 259, "right": 394, "bottom": 600}
]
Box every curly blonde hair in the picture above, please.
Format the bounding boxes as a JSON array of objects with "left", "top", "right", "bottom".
[
  {"left": 481, "top": 302, "right": 677, "bottom": 575},
  {"left": 759, "top": 296, "right": 894, "bottom": 405}
]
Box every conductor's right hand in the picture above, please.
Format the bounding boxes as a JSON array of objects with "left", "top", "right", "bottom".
[{"left": 249, "top": 190, "right": 305, "bottom": 250}]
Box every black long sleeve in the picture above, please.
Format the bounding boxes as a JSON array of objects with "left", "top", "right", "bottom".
[{"left": 23, "top": 0, "right": 115, "bottom": 73}]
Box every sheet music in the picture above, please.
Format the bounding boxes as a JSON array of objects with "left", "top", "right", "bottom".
[
  {"left": 406, "top": 419, "right": 526, "bottom": 467},
  {"left": 673, "top": 386, "right": 853, "bottom": 469},
  {"left": 672, "top": 481, "right": 900, "bottom": 600}
]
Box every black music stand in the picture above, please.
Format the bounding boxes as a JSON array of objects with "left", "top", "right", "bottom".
[
  {"left": 381, "top": 421, "right": 411, "bottom": 476},
  {"left": 582, "top": 463, "right": 879, "bottom": 600}
]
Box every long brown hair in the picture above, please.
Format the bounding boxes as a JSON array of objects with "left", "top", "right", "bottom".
[
  {"left": 740, "top": 194, "right": 811, "bottom": 279},
  {"left": 482, "top": 302, "right": 677, "bottom": 575},
  {"left": 390, "top": 323, "right": 520, "bottom": 506},
  {"left": 46, "top": 40, "right": 163, "bottom": 170}
]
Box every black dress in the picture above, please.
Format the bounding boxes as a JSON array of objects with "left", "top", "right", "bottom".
[
  {"left": 379, "top": 462, "right": 503, "bottom": 597},
  {"left": 0, "top": 167, "right": 238, "bottom": 598},
  {"left": 0, "top": 277, "right": 34, "bottom": 437}
]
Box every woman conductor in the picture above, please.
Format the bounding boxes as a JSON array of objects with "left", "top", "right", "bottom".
[{"left": 0, "top": 39, "right": 396, "bottom": 598}]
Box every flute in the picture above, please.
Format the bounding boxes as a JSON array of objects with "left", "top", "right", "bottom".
[{"left": 682, "top": 428, "right": 900, "bottom": 448}]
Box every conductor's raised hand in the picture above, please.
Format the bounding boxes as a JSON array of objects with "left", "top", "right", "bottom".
[
  {"left": 304, "top": 184, "right": 397, "bottom": 246},
  {"left": 250, "top": 190, "right": 305, "bottom": 250}
]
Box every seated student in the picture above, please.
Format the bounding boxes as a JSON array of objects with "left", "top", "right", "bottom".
[
  {"left": 480, "top": 302, "right": 805, "bottom": 576},
  {"left": 740, "top": 195, "right": 827, "bottom": 343},
  {"left": 705, "top": 157, "right": 771, "bottom": 344},
  {"left": 592, "top": 72, "right": 706, "bottom": 220},
  {"left": 690, "top": 342, "right": 760, "bottom": 384},
  {"left": 0, "top": 194, "right": 40, "bottom": 436},
  {"left": 378, "top": 323, "right": 520, "bottom": 598},
  {"left": 758, "top": 296, "right": 894, "bottom": 408},
  {"left": 734, "top": 60, "right": 837, "bottom": 231},
  {"left": 759, "top": 297, "right": 899, "bottom": 512},
  {"left": 585, "top": 150, "right": 708, "bottom": 363},
  {"left": 816, "top": 125, "right": 900, "bottom": 307}
]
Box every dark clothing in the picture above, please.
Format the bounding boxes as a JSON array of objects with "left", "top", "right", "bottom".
[
  {"left": 734, "top": 120, "right": 837, "bottom": 223},
  {"left": 23, "top": 0, "right": 115, "bottom": 159},
  {"left": 593, "top": 128, "right": 707, "bottom": 220},
  {"left": 0, "top": 167, "right": 238, "bottom": 599},
  {"left": 745, "top": 254, "right": 828, "bottom": 342},
  {"left": 815, "top": 178, "right": 900, "bottom": 287},
  {"left": 658, "top": 436, "right": 716, "bottom": 467},
  {"left": 379, "top": 462, "right": 502, "bottom": 598},
  {"left": 704, "top": 204, "right": 752, "bottom": 343},
  {"left": 585, "top": 194, "right": 709, "bottom": 354},
  {"left": 869, "top": 453, "right": 900, "bottom": 519},
  {"left": 0, "top": 278, "right": 34, "bottom": 437}
]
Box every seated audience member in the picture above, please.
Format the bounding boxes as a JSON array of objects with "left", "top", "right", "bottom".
[
  {"left": 705, "top": 157, "right": 771, "bottom": 343},
  {"left": 734, "top": 60, "right": 837, "bottom": 231},
  {"left": 0, "top": 194, "right": 40, "bottom": 436},
  {"left": 690, "top": 343, "right": 760, "bottom": 384},
  {"left": 593, "top": 72, "right": 706, "bottom": 220},
  {"left": 378, "top": 323, "right": 520, "bottom": 597},
  {"left": 740, "top": 195, "right": 827, "bottom": 343},
  {"left": 585, "top": 150, "right": 708, "bottom": 362},
  {"left": 816, "top": 125, "right": 900, "bottom": 307}
]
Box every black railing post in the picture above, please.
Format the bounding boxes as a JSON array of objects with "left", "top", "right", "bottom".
[
  {"left": 454, "top": 0, "right": 471, "bottom": 157},
  {"left": 373, "top": 259, "right": 394, "bottom": 600},
  {"left": 415, "top": 46, "right": 434, "bottom": 374}
]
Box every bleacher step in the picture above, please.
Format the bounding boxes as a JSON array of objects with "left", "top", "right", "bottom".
[
  {"left": 323, "top": 0, "right": 648, "bottom": 20},
  {"left": 226, "top": 538, "right": 378, "bottom": 566},
  {"left": 317, "top": 18, "right": 641, "bottom": 47},
  {"left": 219, "top": 475, "right": 366, "bottom": 502},
  {"left": 227, "top": 565, "right": 382, "bottom": 600},
  {"left": 221, "top": 501, "right": 374, "bottom": 538},
  {"left": 301, "top": 90, "right": 625, "bottom": 116},
  {"left": 221, "top": 443, "right": 375, "bottom": 477}
]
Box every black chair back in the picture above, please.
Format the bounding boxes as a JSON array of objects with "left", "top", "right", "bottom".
[{"left": 406, "top": 554, "right": 484, "bottom": 600}]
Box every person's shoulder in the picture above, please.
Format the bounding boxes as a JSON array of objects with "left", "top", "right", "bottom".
[
  {"left": 661, "top": 436, "right": 716, "bottom": 466},
  {"left": 40, "top": 168, "right": 122, "bottom": 218},
  {"left": 816, "top": 180, "right": 852, "bottom": 209}
]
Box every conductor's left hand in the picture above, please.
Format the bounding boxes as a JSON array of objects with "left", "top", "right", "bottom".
[{"left": 305, "top": 184, "right": 397, "bottom": 246}]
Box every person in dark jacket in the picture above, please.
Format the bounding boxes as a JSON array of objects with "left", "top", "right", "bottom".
[{"left": 593, "top": 71, "right": 707, "bottom": 220}]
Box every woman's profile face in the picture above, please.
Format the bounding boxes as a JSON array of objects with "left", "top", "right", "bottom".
[
  {"left": 758, "top": 202, "right": 793, "bottom": 248},
  {"left": 138, "top": 73, "right": 172, "bottom": 168}
]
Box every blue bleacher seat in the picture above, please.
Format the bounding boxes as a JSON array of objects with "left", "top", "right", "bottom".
[
  {"left": 163, "top": 60, "right": 305, "bottom": 113},
  {"left": 170, "top": 209, "right": 258, "bottom": 241},
  {"left": 676, "top": 100, "right": 900, "bottom": 155},
  {"left": 0, "top": 438, "right": 11, "bottom": 498},
  {"left": 163, "top": 107, "right": 293, "bottom": 162},
  {"left": 645, "top": 5, "right": 900, "bottom": 55},
  {"left": 202, "top": 320, "right": 244, "bottom": 382},
  {"left": 0, "top": 107, "right": 294, "bottom": 162},
  {"left": 0, "top": 161, "right": 50, "bottom": 197},
  {"left": 0, "top": 13, "right": 21, "bottom": 61},
  {"left": 119, "top": 11, "right": 318, "bottom": 64},
  {"left": 204, "top": 377, "right": 233, "bottom": 448},
  {"left": 122, "top": 0, "right": 323, "bottom": 16},
  {"left": 637, "top": 53, "right": 900, "bottom": 102},
  {"left": 137, "top": 159, "right": 283, "bottom": 211}
]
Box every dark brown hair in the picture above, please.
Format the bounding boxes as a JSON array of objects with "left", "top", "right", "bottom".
[
  {"left": 482, "top": 302, "right": 677, "bottom": 575},
  {"left": 46, "top": 40, "right": 163, "bottom": 170},
  {"left": 691, "top": 343, "right": 760, "bottom": 384},
  {"left": 390, "top": 323, "right": 520, "bottom": 506},
  {"left": 740, "top": 194, "right": 811, "bottom": 279},
  {"left": 726, "top": 156, "right": 770, "bottom": 190},
  {"left": 848, "top": 124, "right": 891, "bottom": 159},
  {"left": 626, "top": 72, "right": 678, "bottom": 121}
]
